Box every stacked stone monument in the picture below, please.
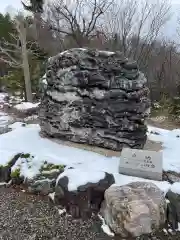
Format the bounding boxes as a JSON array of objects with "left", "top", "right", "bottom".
[{"left": 39, "top": 48, "right": 150, "bottom": 151}]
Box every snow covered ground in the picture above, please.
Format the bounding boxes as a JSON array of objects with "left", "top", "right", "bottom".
[
  {"left": 0, "top": 92, "right": 180, "bottom": 195},
  {"left": 148, "top": 126, "right": 180, "bottom": 172},
  {"left": 0, "top": 120, "right": 179, "bottom": 195}
]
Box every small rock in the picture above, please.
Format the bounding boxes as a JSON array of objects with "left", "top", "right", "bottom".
[
  {"left": 150, "top": 131, "right": 160, "bottom": 135},
  {"left": 28, "top": 179, "right": 56, "bottom": 195}
]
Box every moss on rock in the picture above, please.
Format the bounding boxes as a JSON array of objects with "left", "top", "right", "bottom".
[
  {"left": 10, "top": 168, "right": 21, "bottom": 178},
  {"left": 40, "top": 163, "right": 65, "bottom": 172}
]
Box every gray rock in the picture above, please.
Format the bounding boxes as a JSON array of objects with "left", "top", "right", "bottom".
[
  {"left": 39, "top": 48, "right": 150, "bottom": 151},
  {"left": 166, "top": 190, "right": 180, "bottom": 230},
  {"left": 0, "top": 153, "right": 22, "bottom": 183},
  {"left": 28, "top": 178, "right": 55, "bottom": 195},
  {"left": 100, "top": 182, "right": 167, "bottom": 238},
  {"left": 55, "top": 171, "right": 115, "bottom": 219}
]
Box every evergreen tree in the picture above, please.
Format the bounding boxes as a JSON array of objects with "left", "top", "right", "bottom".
[
  {"left": 0, "top": 13, "right": 15, "bottom": 42},
  {"left": 22, "top": 0, "right": 44, "bottom": 13}
]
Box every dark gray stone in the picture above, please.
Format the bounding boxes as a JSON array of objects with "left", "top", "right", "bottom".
[
  {"left": 0, "top": 153, "right": 22, "bottom": 183},
  {"left": 166, "top": 190, "right": 180, "bottom": 229},
  {"left": 39, "top": 48, "right": 150, "bottom": 151},
  {"left": 55, "top": 172, "right": 115, "bottom": 219}
]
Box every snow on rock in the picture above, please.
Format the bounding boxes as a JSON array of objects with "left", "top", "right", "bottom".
[
  {"left": 14, "top": 102, "right": 40, "bottom": 111},
  {"left": 24, "top": 115, "right": 38, "bottom": 122},
  {"left": 113, "top": 174, "right": 171, "bottom": 196},
  {"left": 41, "top": 74, "right": 47, "bottom": 85},
  {"left": 9, "top": 96, "right": 24, "bottom": 105},
  {"left": 0, "top": 93, "right": 8, "bottom": 103},
  {"left": 11, "top": 154, "right": 44, "bottom": 180},
  {"left": 177, "top": 223, "right": 180, "bottom": 231},
  {"left": 48, "top": 192, "right": 55, "bottom": 201},
  {"left": 56, "top": 168, "right": 105, "bottom": 191}
]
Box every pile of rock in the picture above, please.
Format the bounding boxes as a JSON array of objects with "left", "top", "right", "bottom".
[
  {"left": 39, "top": 48, "right": 150, "bottom": 151},
  {"left": 53, "top": 170, "right": 169, "bottom": 238}
]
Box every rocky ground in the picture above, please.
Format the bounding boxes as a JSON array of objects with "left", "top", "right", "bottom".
[
  {"left": 0, "top": 187, "right": 110, "bottom": 240},
  {"left": 0, "top": 186, "right": 179, "bottom": 240}
]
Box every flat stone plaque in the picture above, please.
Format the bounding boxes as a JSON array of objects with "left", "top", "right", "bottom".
[{"left": 119, "top": 148, "right": 163, "bottom": 181}]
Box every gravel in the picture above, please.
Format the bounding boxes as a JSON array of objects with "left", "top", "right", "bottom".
[
  {"left": 0, "top": 188, "right": 180, "bottom": 240},
  {"left": 0, "top": 187, "right": 111, "bottom": 240}
]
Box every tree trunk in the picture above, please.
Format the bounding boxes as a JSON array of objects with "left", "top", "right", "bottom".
[{"left": 19, "top": 21, "right": 33, "bottom": 102}]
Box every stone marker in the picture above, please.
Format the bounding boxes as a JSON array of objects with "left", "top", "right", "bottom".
[{"left": 119, "top": 148, "right": 163, "bottom": 181}]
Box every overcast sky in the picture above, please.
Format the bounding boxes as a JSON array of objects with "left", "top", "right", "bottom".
[{"left": 1, "top": 0, "right": 180, "bottom": 41}]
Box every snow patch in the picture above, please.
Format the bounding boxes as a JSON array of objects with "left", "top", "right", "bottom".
[
  {"left": 176, "top": 223, "right": 180, "bottom": 231},
  {"left": 41, "top": 74, "right": 47, "bottom": 85},
  {"left": 148, "top": 125, "right": 180, "bottom": 173},
  {"left": 58, "top": 208, "right": 66, "bottom": 215},
  {"left": 48, "top": 192, "right": 55, "bottom": 201},
  {"left": 99, "top": 50, "right": 115, "bottom": 56},
  {"left": 0, "top": 93, "right": 8, "bottom": 103},
  {"left": 170, "top": 182, "right": 180, "bottom": 195},
  {"left": 0, "top": 182, "right": 7, "bottom": 186},
  {"left": 163, "top": 228, "right": 168, "bottom": 235},
  {"left": 14, "top": 102, "right": 40, "bottom": 111},
  {"left": 98, "top": 214, "right": 115, "bottom": 237}
]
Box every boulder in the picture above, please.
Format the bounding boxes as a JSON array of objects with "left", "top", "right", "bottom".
[
  {"left": 39, "top": 48, "right": 150, "bottom": 151},
  {"left": 100, "top": 182, "right": 167, "bottom": 238},
  {"left": 55, "top": 169, "right": 115, "bottom": 219},
  {"left": 166, "top": 189, "right": 180, "bottom": 230}
]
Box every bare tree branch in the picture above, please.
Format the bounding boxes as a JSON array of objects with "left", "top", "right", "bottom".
[{"left": 46, "top": 0, "right": 114, "bottom": 47}]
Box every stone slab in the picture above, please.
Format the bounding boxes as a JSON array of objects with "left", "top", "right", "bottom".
[{"left": 119, "top": 148, "right": 163, "bottom": 181}]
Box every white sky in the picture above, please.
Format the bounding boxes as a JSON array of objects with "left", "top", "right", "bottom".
[
  {"left": 1, "top": 0, "right": 23, "bottom": 13},
  {"left": 1, "top": 0, "right": 180, "bottom": 41},
  {"left": 1, "top": 0, "right": 180, "bottom": 12}
]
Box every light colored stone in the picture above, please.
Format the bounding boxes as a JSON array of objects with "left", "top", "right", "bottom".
[
  {"left": 100, "top": 182, "right": 167, "bottom": 237},
  {"left": 119, "top": 148, "right": 162, "bottom": 181}
]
